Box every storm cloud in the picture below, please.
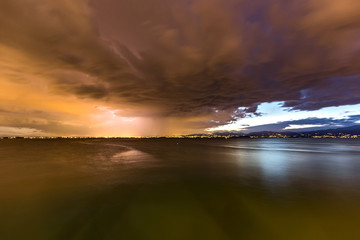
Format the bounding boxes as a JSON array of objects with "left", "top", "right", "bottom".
[{"left": 0, "top": 0, "right": 360, "bottom": 135}]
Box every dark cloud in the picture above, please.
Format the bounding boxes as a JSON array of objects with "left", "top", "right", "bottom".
[
  {"left": 283, "top": 74, "right": 360, "bottom": 110},
  {"left": 0, "top": 0, "right": 360, "bottom": 134},
  {"left": 92, "top": 0, "right": 360, "bottom": 117}
]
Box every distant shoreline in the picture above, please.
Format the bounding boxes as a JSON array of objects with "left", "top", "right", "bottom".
[{"left": 1, "top": 135, "right": 359, "bottom": 140}]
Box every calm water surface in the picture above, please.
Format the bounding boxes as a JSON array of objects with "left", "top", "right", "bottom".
[{"left": 1, "top": 138, "right": 360, "bottom": 239}]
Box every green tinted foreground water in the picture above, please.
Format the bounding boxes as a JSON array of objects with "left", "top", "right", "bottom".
[{"left": 1, "top": 139, "right": 360, "bottom": 239}]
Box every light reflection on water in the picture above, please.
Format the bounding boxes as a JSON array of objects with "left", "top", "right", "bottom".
[
  {"left": 111, "top": 149, "right": 154, "bottom": 164},
  {"left": 1, "top": 138, "right": 360, "bottom": 239},
  {"left": 256, "top": 146, "right": 290, "bottom": 187},
  {"left": 225, "top": 139, "right": 360, "bottom": 191}
]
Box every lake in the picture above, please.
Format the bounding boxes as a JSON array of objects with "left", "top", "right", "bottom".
[{"left": 1, "top": 138, "right": 360, "bottom": 239}]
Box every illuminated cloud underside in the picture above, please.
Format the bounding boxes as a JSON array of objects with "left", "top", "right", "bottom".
[
  {"left": 284, "top": 124, "right": 327, "bottom": 130},
  {"left": 0, "top": 0, "right": 359, "bottom": 136}
]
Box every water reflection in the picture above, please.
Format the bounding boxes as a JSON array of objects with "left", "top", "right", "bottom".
[
  {"left": 256, "top": 144, "right": 290, "bottom": 187},
  {"left": 111, "top": 149, "right": 154, "bottom": 164},
  {"left": 1, "top": 138, "right": 360, "bottom": 240},
  {"left": 226, "top": 139, "right": 360, "bottom": 191}
]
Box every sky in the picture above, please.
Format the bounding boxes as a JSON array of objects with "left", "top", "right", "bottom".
[{"left": 0, "top": 0, "right": 359, "bottom": 136}]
